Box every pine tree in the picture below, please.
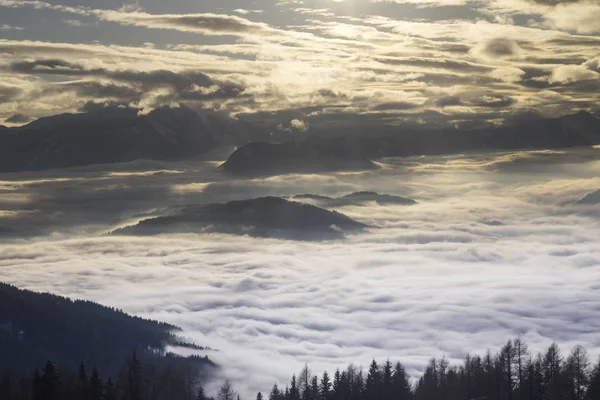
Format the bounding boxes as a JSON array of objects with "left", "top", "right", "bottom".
[
  {"left": 587, "top": 356, "right": 600, "bottom": 400},
  {"left": 0, "top": 371, "right": 11, "bottom": 400},
  {"left": 366, "top": 360, "right": 381, "bottom": 400},
  {"left": 105, "top": 377, "right": 117, "bottom": 400},
  {"left": 391, "top": 362, "right": 412, "bottom": 400},
  {"left": 78, "top": 361, "right": 87, "bottom": 382},
  {"left": 500, "top": 340, "right": 516, "bottom": 400},
  {"left": 543, "top": 343, "right": 563, "bottom": 400},
  {"left": 311, "top": 376, "right": 319, "bottom": 400},
  {"left": 513, "top": 337, "right": 529, "bottom": 400},
  {"left": 197, "top": 384, "right": 208, "bottom": 400},
  {"left": 299, "top": 365, "right": 312, "bottom": 400},
  {"left": 332, "top": 369, "right": 341, "bottom": 400},
  {"left": 382, "top": 360, "right": 393, "bottom": 400},
  {"left": 218, "top": 380, "right": 237, "bottom": 400},
  {"left": 269, "top": 383, "right": 281, "bottom": 400},
  {"left": 290, "top": 375, "right": 300, "bottom": 400},
  {"left": 565, "top": 345, "right": 590, "bottom": 400},
  {"left": 125, "top": 351, "right": 143, "bottom": 400},
  {"left": 89, "top": 367, "right": 103, "bottom": 400},
  {"left": 320, "top": 371, "right": 331, "bottom": 400},
  {"left": 41, "top": 361, "right": 60, "bottom": 400},
  {"left": 32, "top": 368, "right": 42, "bottom": 400},
  {"left": 257, "top": 392, "right": 264, "bottom": 400}
]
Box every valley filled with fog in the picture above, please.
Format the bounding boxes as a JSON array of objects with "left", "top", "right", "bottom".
[{"left": 1, "top": 148, "right": 600, "bottom": 397}]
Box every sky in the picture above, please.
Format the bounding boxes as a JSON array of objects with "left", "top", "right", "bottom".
[
  {"left": 1, "top": 148, "right": 600, "bottom": 397},
  {"left": 1, "top": 0, "right": 600, "bottom": 128}
]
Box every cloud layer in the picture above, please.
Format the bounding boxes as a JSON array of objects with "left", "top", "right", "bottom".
[{"left": 1, "top": 149, "right": 600, "bottom": 397}]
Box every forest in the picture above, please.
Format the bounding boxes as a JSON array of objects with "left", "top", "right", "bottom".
[
  {"left": 0, "top": 282, "right": 215, "bottom": 376},
  {"left": 2, "top": 337, "right": 600, "bottom": 400}
]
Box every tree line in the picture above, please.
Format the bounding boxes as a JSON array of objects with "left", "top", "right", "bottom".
[
  {"left": 249, "top": 338, "right": 600, "bottom": 400},
  {"left": 1, "top": 351, "right": 214, "bottom": 400},
  {"left": 3, "top": 337, "right": 600, "bottom": 400}
]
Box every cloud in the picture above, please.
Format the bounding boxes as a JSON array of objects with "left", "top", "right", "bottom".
[
  {"left": 549, "top": 65, "right": 600, "bottom": 84},
  {"left": 290, "top": 119, "right": 309, "bottom": 131},
  {"left": 0, "top": 0, "right": 600, "bottom": 124},
  {"left": 545, "top": 2, "right": 600, "bottom": 34},
  {"left": 2, "top": 149, "right": 600, "bottom": 397},
  {"left": 479, "top": 38, "right": 522, "bottom": 59},
  {"left": 0, "top": 24, "right": 23, "bottom": 31},
  {"left": 3, "top": 57, "right": 247, "bottom": 113},
  {"left": 97, "top": 11, "right": 277, "bottom": 37}
]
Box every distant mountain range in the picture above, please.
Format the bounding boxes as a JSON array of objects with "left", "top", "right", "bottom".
[
  {"left": 222, "top": 111, "right": 600, "bottom": 175},
  {"left": 0, "top": 105, "right": 269, "bottom": 172},
  {"left": 290, "top": 191, "right": 416, "bottom": 207},
  {"left": 1, "top": 108, "right": 599, "bottom": 173},
  {"left": 114, "top": 196, "right": 367, "bottom": 240}
]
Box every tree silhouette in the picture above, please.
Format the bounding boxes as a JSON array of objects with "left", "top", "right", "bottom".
[{"left": 218, "top": 380, "right": 236, "bottom": 400}]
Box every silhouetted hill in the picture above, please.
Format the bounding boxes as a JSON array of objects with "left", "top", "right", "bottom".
[
  {"left": 576, "top": 189, "right": 600, "bottom": 205},
  {"left": 114, "top": 196, "right": 367, "bottom": 240},
  {"left": 220, "top": 141, "right": 380, "bottom": 175},
  {"left": 291, "top": 191, "right": 416, "bottom": 207},
  {"left": 0, "top": 282, "right": 213, "bottom": 375},
  {"left": 0, "top": 105, "right": 267, "bottom": 172}
]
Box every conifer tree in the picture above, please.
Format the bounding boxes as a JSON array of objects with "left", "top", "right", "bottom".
[
  {"left": 218, "top": 380, "right": 236, "bottom": 400},
  {"left": 89, "top": 367, "right": 103, "bottom": 400},
  {"left": 320, "top": 371, "right": 331, "bottom": 400},
  {"left": 197, "top": 384, "right": 208, "bottom": 400}
]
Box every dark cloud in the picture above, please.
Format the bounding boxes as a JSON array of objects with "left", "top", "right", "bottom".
[
  {"left": 10, "top": 59, "right": 217, "bottom": 89},
  {"left": 468, "top": 94, "right": 516, "bottom": 108},
  {"left": 436, "top": 96, "right": 462, "bottom": 107},
  {"left": 377, "top": 57, "right": 491, "bottom": 73},
  {"left": 100, "top": 12, "right": 274, "bottom": 36},
  {"left": 7, "top": 58, "right": 247, "bottom": 107},
  {"left": 317, "top": 89, "right": 348, "bottom": 99},
  {"left": 59, "top": 81, "right": 141, "bottom": 100},
  {"left": 0, "top": 85, "right": 22, "bottom": 102},
  {"left": 482, "top": 38, "right": 521, "bottom": 58},
  {"left": 528, "top": 0, "right": 582, "bottom": 5},
  {"left": 523, "top": 56, "right": 588, "bottom": 65},
  {"left": 370, "top": 101, "right": 421, "bottom": 111},
  {"left": 547, "top": 37, "right": 600, "bottom": 47}
]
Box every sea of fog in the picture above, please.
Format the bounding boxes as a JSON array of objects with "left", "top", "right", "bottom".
[{"left": 1, "top": 148, "right": 600, "bottom": 397}]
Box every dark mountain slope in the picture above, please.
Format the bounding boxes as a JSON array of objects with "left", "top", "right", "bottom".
[
  {"left": 0, "top": 105, "right": 268, "bottom": 172},
  {"left": 114, "top": 196, "right": 367, "bottom": 240},
  {"left": 576, "top": 189, "right": 600, "bottom": 205},
  {"left": 220, "top": 140, "right": 379, "bottom": 175},
  {"left": 0, "top": 282, "right": 213, "bottom": 375}
]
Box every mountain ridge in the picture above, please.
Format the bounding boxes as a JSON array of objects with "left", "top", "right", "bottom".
[{"left": 114, "top": 196, "right": 368, "bottom": 241}]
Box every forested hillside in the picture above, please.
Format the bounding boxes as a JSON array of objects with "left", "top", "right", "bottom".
[{"left": 0, "top": 283, "right": 214, "bottom": 376}]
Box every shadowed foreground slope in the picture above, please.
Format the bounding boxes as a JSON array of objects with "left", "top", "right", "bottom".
[{"left": 0, "top": 283, "right": 214, "bottom": 375}]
